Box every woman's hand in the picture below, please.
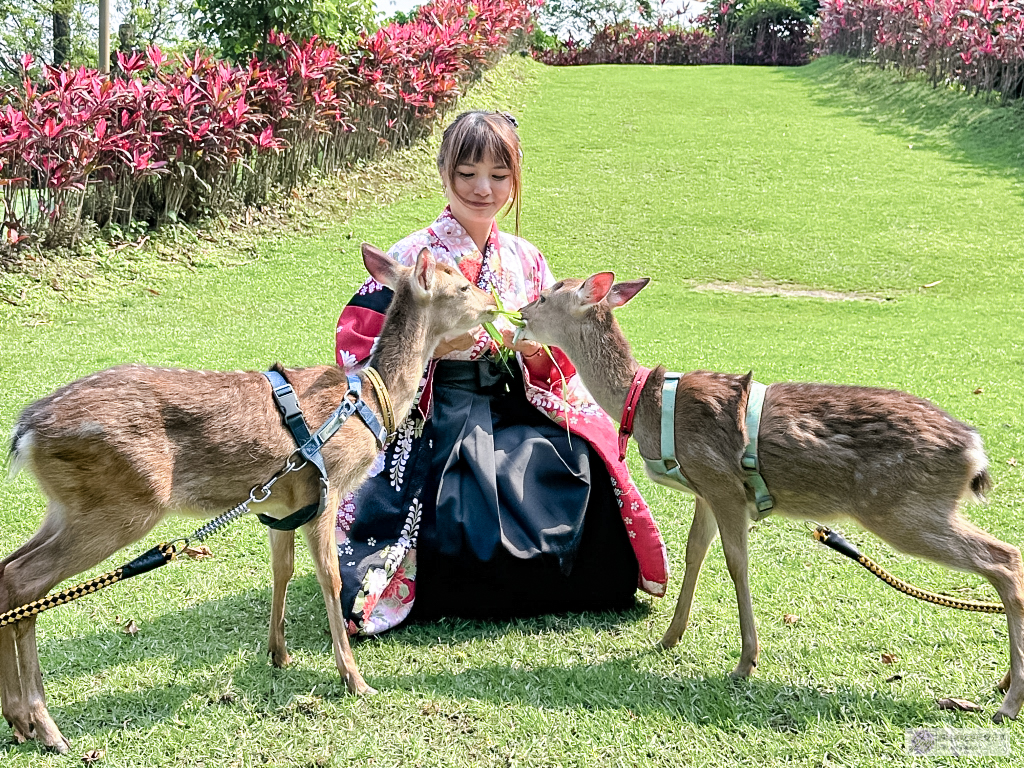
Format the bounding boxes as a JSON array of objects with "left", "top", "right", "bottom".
[
  {"left": 500, "top": 329, "right": 543, "bottom": 359},
  {"left": 433, "top": 330, "right": 478, "bottom": 358}
]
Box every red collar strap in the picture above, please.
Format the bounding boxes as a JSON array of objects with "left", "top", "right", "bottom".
[{"left": 618, "top": 366, "right": 652, "bottom": 462}]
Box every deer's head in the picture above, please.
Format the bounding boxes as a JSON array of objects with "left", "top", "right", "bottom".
[
  {"left": 361, "top": 243, "right": 498, "bottom": 340},
  {"left": 514, "top": 272, "right": 650, "bottom": 350}
]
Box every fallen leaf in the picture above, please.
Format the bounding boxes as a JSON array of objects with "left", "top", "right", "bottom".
[
  {"left": 937, "top": 697, "right": 982, "bottom": 712},
  {"left": 183, "top": 545, "right": 212, "bottom": 560},
  {"left": 123, "top": 620, "right": 139, "bottom": 636},
  {"left": 973, "top": 388, "right": 984, "bottom": 395},
  {"left": 1009, "top": 458, "right": 1019, "bottom": 467},
  {"left": 921, "top": 279, "right": 941, "bottom": 288},
  {"left": 146, "top": 288, "right": 160, "bottom": 296},
  {"left": 82, "top": 748, "right": 105, "bottom": 763},
  {"left": 885, "top": 674, "right": 903, "bottom": 683},
  {"left": 782, "top": 614, "right": 800, "bottom": 625},
  {"left": 881, "top": 653, "right": 897, "bottom": 664}
]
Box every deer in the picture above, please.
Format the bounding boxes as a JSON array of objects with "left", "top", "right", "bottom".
[
  {"left": 513, "top": 271, "right": 1024, "bottom": 724},
  {"left": 1, "top": 243, "right": 498, "bottom": 752}
]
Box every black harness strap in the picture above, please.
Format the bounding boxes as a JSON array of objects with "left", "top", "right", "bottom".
[{"left": 260, "top": 369, "right": 388, "bottom": 531}]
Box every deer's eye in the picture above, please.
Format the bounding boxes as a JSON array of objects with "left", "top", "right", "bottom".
[
  {"left": 460, "top": 285, "right": 470, "bottom": 293},
  {"left": 538, "top": 296, "right": 546, "bottom": 304}
]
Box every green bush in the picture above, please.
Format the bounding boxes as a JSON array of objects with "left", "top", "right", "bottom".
[{"left": 194, "top": 0, "right": 375, "bottom": 61}]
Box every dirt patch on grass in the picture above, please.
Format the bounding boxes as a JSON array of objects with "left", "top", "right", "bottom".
[{"left": 693, "top": 280, "right": 895, "bottom": 303}]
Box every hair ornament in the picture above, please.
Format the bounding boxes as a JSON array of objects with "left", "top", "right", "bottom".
[{"left": 498, "top": 111, "right": 519, "bottom": 129}]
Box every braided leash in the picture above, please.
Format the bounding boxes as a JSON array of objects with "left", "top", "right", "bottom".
[
  {"left": 0, "top": 453, "right": 307, "bottom": 629},
  {"left": 812, "top": 524, "right": 1004, "bottom": 614},
  {"left": 0, "top": 542, "right": 177, "bottom": 629}
]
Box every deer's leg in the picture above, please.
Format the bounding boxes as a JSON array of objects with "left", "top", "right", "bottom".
[
  {"left": 660, "top": 497, "right": 718, "bottom": 649},
  {"left": 268, "top": 528, "right": 295, "bottom": 668},
  {"left": 707, "top": 487, "right": 759, "bottom": 678},
  {"left": 0, "top": 507, "right": 69, "bottom": 750},
  {"left": 862, "top": 510, "right": 1024, "bottom": 723},
  {"left": 1, "top": 499, "right": 165, "bottom": 752},
  {"left": 302, "top": 499, "right": 375, "bottom": 695}
]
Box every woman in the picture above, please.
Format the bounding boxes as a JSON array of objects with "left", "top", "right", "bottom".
[{"left": 335, "top": 110, "right": 667, "bottom": 635}]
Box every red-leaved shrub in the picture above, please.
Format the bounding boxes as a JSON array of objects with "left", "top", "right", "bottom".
[
  {"left": 818, "top": 0, "right": 1024, "bottom": 99},
  {"left": 0, "top": 0, "right": 534, "bottom": 250}
]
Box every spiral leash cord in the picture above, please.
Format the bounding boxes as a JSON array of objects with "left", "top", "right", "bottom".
[{"left": 811, "top": 524, "right": 1005, "bottom": 614}]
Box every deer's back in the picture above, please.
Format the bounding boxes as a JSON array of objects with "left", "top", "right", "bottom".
[
  {"left": 758, "top": 382, "right": 984, "bottom": 517},
  {"left": 15, "top": 364, "right": 321, "bottom": 511}
]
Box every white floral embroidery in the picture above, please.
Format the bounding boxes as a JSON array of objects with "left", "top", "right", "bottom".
[
  {"left": 383, "top": 498, "right": 422, "bottom": 577},
  {"left": 367, "top": 537, "right": 376, "bottom": 547},
  {"left": 388, "top": 416, "right": 416, "bottom": 491},
  {"left": 357, "top": 279, "right": 384, "bottom": 295},
  {"left": 624, "top": 517, "right": 633, "bottom": 526},
  {"left": 338, "top": 349, "right": 359, "bottom": 370},
  {"left": 336, "top": 495, "right": 357, "bottom": 532},
  {"left": 364, "top": 567, "right": 388, "bottom": 595}
]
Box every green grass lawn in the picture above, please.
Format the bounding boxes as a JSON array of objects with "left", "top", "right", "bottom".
[{"left": 1, "top": 55, "right": 1023, "bottom": 766}]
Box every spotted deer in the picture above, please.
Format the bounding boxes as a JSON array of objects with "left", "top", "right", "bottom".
[
  {"left": 514, "top": 272, "right": 1023, "bottom": 723},
  {"left": 2, "top": 244, "right": 498, "bottom": 752}
]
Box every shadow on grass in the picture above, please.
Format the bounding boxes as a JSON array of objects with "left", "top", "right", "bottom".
[
  {"left": 786, "top": 57, "right": 1024, "bottom": 196},
  {"left": 4, "top": 573, "right": 967, "bottom": 753},
  {"left": 372, "top": 660, "right": 946, "bottom": 732}
]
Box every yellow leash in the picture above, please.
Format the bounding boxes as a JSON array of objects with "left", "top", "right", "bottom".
[
  {"left": 363, "top": 366, "right": 396, "bottom": 439},
  {"left": 811, "top": 524, "right": 1004, "bottom": 614},
  {"left": 0, "top": 543, "right": 178, "bottom": 628},
  {"left": 0, "top": 450, "right": 311, "bottom": 629}
]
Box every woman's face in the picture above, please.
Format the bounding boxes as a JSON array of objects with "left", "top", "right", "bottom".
[{"left": 445, "top": 154, "right": 513, "bottom": 232}]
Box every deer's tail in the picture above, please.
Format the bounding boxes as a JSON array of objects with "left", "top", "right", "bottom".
[
  {"left": 965, "top": 430, "right": 991, "bottom": 504},
  {"left": 7, "top": 422, "right": 33, "bottom": 480}
]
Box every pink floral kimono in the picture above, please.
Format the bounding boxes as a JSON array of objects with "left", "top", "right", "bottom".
[{"left": 335, "top": 209, "right": 668, "bottom": 635}]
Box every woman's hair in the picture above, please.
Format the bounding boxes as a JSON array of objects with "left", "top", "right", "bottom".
[{"left": 437, "top": 110, "right": 523, "bottom": 234}]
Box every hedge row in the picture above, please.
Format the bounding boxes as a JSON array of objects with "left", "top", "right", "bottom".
[
  {"left": 0, "top": 0, "right": 533, "bottom": 250},
  {"left": 818, "top": 0, "right": 1024, "bottom": 99}
]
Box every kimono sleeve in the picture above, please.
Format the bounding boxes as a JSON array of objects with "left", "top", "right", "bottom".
[{"left": 335, "top": 280, "right": 394, "bottom": 368}]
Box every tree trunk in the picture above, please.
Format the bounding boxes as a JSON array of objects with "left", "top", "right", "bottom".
[{"left": 53, "top": 7, "right": 71, "bottom": 66}]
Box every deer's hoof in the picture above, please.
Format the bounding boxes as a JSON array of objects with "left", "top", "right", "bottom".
[
  {"left": 31, "top": 717, "right": 70, "bottom": 754},
  {"left": 728, "top": 661, "right": 756, "bottom": 680},
  {"left": 993, "top": 703, "right": 1020, "bottom": 724},
  {"left": 344, "top": 671, "right": 377, "bottom": 696},
  {"left": 270, "top": 650, "right": 292, "bottom": 668},
  {"left": 41, "top": 734, "right": 70, "bottom": 755},
  {"left": 658, "top": 635, "right": 679, "bottom": 651}
]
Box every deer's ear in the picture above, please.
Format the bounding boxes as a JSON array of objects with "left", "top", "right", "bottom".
[
  {"left": 607, "top": 278, "right": 650, "bottom": 308},
  {"left": 576, "top": 272, "right": 615, "bottom": 307},
  {"left": 413, "top": 248, "right": 436, "bottom": 293},
  {"left": 362, "top": 243, "right": 399, "bottom": 288}
]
